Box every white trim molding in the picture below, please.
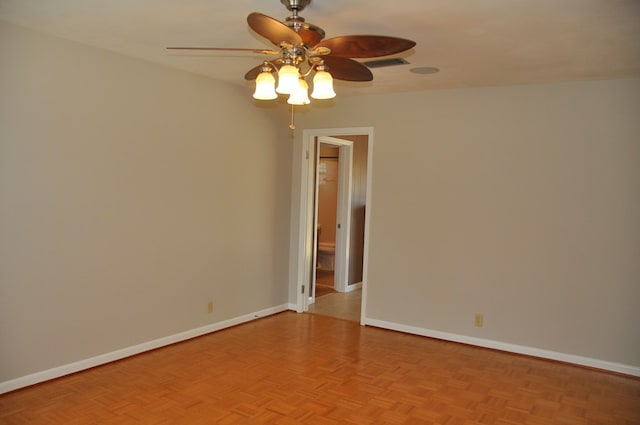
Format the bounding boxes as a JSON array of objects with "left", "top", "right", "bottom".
[
  {"left": 345, "top": 282, "right": 362, "bottom": 293},
  {"left": 0, "top": 304, "right": 290, "bottom": 395},
  {"left": 365, "top": 318, "right": 640, "bottom": 378}
]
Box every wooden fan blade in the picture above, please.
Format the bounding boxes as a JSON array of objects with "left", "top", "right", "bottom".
[
  {"left": 316, "top": 35, "right": 416, "bottom": 58},
  {"left": 247, "top": 12, "right": 302, "bottom": 46},
  {"left": 296, "top": 26, "right": 324, "bottom": 47},
  {"left": 283, "top": 20, "right": 326, "bottom": 47},
  {"left": 167, "top": 47, "right": 280, "bottom": 54},
  {"left": 244, "top": 65, "right": 264, "bottom": 80},
  {"left": 322, "top": 56, "right": 373, "bottom": 82}
]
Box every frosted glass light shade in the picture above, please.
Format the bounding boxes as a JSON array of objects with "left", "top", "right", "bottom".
[
  {"left": 276, "top": 65, "right": 299, "bottom": 95},
  {"left": 253, "top": 71, "right": 277, "bottom": 100},
  {"left": 287, "top": 79, "right": 310, "bottom": 105},
  {"left": 311, "top": 70, "right": 336, "bottom": 99}
]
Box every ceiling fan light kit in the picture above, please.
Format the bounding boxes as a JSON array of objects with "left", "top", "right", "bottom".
[
  {"left": 254, "top": 60, "right": 336, "bottom": 103},
  {"left": 167, "top": 0, "right": 416, "bottom": 127}
]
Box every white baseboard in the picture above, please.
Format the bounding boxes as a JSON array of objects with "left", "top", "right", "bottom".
[
  {"left": 6, "top": 309, "right": 635, "bottom": 395},
  {"left": 364, "top": 318, "right": 640, "bottom": 378},
  {"left": 0, "top": 304, "right": 290, "bottom": 395},
  {"left": 345, "top": 282, "right": 362, "bottom": 292}
]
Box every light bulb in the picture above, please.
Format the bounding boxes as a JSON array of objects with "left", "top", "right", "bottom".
[
  {"left": 276, "top": 65, "right": 299, "bottom": 95},
  {"left": 311, "top": 70, "right": 336, "bottom": 99},
  {"left": 288, "top": 78, "right": 310, "bottom": 105},
  {"left": 253, "top": 71, "right": 277, "bottom": 100}
]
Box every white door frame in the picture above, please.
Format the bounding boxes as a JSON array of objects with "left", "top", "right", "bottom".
[{"left": 295, "top": 127, "right": 374, "bottom": 325}]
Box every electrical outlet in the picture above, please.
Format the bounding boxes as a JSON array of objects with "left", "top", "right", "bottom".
[
  {"left": 474, "top": 313, "right": 484, "bottom": 328},
  {"left": 207, "top": 301, "right": 213, "bottom": 314}
]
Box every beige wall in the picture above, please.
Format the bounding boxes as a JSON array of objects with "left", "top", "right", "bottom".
[
  {"left": 2, "top": 19, "right": 638, "bottom": 386},
  {"left": 296, "top": 78, "right": 640, "bottom": 369},
  {"left": 0, "top": 21, "right": 292, "bottom": 383}
]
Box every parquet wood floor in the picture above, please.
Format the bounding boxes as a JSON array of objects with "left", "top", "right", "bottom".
[{"left": 1, "top": 312, "right": 639, "bottom": 424}]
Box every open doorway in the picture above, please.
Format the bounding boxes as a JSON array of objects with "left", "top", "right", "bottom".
[
  {"left": 311, "top": 136, "right": 353, "bottom": 303},
  {"left": 295, "top": 127, "right": 373, "bottom": 324},
  {"left": 315, "top": 143, "right": 340, "bottom": 298}
]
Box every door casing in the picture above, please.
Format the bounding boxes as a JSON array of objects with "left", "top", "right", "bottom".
[{"left": 295, "top": 127, "right": 374, "bottom": 325}]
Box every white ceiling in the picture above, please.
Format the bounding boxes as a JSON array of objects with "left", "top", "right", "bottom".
[{"left": 1, "top": 0, "right": 639, "bottom": 96}]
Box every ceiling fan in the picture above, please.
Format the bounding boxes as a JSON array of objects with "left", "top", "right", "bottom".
[{"left": 167, "top": 0, "right": 416, "bottom": 127}]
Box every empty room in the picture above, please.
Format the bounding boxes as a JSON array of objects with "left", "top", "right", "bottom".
[{"left": 1, "top": 0, "right": 639, "bottom": 423}]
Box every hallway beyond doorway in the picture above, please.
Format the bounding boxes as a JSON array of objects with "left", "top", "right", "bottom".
[{"left": 308, "top": 288, "right": 362, "bottom": 322}]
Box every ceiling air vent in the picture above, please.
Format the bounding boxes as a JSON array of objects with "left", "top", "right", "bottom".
[{"left": 363, "top": 57, "right": 410, "bottom": 69}]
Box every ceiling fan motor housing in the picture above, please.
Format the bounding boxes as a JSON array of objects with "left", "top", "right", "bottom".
[{"left": 281, "top": 0, "right": 312, "bottom": 13}]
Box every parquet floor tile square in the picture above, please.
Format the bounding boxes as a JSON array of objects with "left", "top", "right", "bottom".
[{"left": 1, "top": 312, "right": 639, "bottom": 424}]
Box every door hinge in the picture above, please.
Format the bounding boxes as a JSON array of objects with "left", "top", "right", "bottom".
[
  {"left": 305, "top": 150, "right": 310, "bottom": 160},
  {"left": 301, "top": 285, "right": 305, "bottom": 294}
]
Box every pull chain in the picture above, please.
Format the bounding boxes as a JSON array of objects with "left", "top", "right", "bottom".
[{"left": 289, "top": 104, "right": 296, "bottom": 129}]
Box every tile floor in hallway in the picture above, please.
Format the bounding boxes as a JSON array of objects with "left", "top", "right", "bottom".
[{"left": 309, "top": 269, "right": 362, "bottom": 322}]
